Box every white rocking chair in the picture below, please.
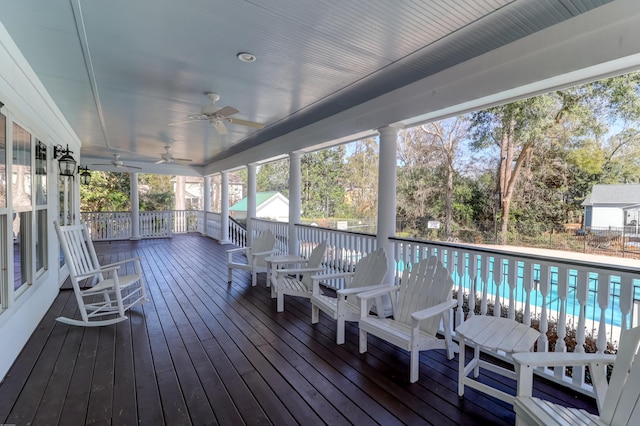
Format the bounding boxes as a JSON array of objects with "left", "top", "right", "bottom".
[
  {"left": 512, "top": 326, "right": 640, "bottom": 426},
  {"left": 54, "top": 221, "right": 147, "bottom": 327},
  {"left": 310, "top": 247, "right": 389, "bottom": 344},
  {"left": 272, "top": 240, "right": 327, "bottom": 312},
  {"left": 357, "top": 256, "right": 458, "bottom": 383},
  {"left": 227, "top": 229, "right": 276, "bottom": 287}
]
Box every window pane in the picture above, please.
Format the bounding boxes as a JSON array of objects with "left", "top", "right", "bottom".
[
  {"left": 36, "top": 209, "right": 47, "bottom": 272},
  {"left": 0, "top": 113, "right": 6, "bottom": 207},
  {"left": 13, "top": 211, "right": 32, "bottom": 290},
  {"left": 12, "top": 123, "right": 31, "bottom": 209}
]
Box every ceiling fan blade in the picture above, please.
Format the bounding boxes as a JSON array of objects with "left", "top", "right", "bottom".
[
  {"left": 122, "top": 164, "right": 142, "bottom": 170},
  {"left": 91, "top": 163, "right": 112, "bottom": 166},
  {"left": 213, "top": 119, "right": 228, "bottom": 135},
  {"left": 174, "top": 157, "right": 193, "bottom": 162},
  {"left": 155, "top": 159, "right": 167, "bottom": 164},
  {"left": 168, "top": 119, "right": 197, "bottom": 126},
  {"left": 227, "top": 117, "right": 265, "bottom": 129},
  {"left": 215, "top": 106, "right": 239, "bottom": 118}
]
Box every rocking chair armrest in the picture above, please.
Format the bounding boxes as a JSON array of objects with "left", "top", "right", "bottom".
[
  {"left": 337, "top": 284, "right": 390, "bottom": 297},
  {"left": 511, "top": 351, "right": 616, "bottom": 368},
  {"left": 100, "top": 256, "right": 142, "bottom": 269},
  {"left": 411, "top": 299, "right": 457, "bottom": 322},
  {"left": 75, "top": 265, "right": 121, "bottom": 280}
]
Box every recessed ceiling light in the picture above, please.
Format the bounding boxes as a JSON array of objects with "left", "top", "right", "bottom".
[{"left": 237, "top": 52, "right": 256, "bottom": 63}]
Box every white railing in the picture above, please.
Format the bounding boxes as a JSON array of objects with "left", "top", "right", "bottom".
[
  {"left": 139, "top": 211, "right": 172, "bottom": 238},
  {"left": 173, "top": 210, "right": 199, "bottom": 234},
  {"left": 81, "top": 210, "right": 200, "bottom": 240},
  {"left": 205, "top": 212, "right": 222, "bottom": 240},
  {"left": 81, "top": 211, "right": 132, "bottom": 240}
]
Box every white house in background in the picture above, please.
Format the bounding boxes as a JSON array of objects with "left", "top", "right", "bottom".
[
  {"left": 230, "top": 191, "right": 289, "bottom": 222},
  {"left": 582, "top": 184, "right": 640, "bottom": 228}
]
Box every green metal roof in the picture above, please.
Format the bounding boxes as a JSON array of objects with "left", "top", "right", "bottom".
[{"left": 229, "top": 191, "right": 279, "bottom": 211}]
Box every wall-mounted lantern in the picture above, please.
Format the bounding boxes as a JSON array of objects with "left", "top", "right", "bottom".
[
  {"left": 36, "top": 140, "right": 47, "bottom": 175},
  {"left": 78, "top": 165, "right": 91, "bottom": 185},
  {"left": 53, "top": 144, "right": 77, "bottom": 177}
]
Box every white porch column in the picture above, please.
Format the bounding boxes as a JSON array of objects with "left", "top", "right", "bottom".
[
  {"left": 220, "top": 171, "right": 230, "bottom": 244},
  {"left": 247, "top": 163, "right": 257, "bottom": 245},
  {"left": 288, "top": 151, "right": 302, "bottom": 255},
  {"left": 130, "top": 172, "right": 140, "bottom": 240},
  {"left": 377, "top": 126, "right": 399, "bottom": 285},
  {"left": 202, "top": 176, "right": 211, "bottom": 236}
]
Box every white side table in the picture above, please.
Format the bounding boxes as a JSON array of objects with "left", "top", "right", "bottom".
[{"left": 457, "top": 315, "right": 540, "bottom": 405}]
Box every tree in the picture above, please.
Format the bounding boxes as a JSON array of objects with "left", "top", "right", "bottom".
[
  {"left": 397, "top": 127, "right": 445, "bottom": 234},
  {"left": 343, "top": 138, "right": 378, "bottom": 218},
  {"left": 257, "top": 159, "right": 290, "bottom": 196},
  {"left": 80, "top": 171, "right": 130, "bottom": 212},
  {"left": 138, "top": 174, "right": 174, "bottom": 211},
  {"left": 301, "top": 147, "right": 347, "bottom": 218},
  {"left": 470, "top": 73, "right": 640, "bottom": 244},
  {"left": 420, "top": 117, "right": 470, "bottom": 237}
]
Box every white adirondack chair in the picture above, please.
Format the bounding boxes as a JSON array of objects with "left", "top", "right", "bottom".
[
  {"left": 54, "top": 221, "right": 147, "bottom": 327},
  {"left": 310, "top": 247, "right": 389, "bottom": 344},
  {"left": 272, "top": 240, "right": 327, "bottom": 312},
  {"left": 358, "top": 256, "right": 458, "bottom": 383},
  {"left": 512, "top": 325, "right": 640, "bottom": 426},
  {"left": 227, "top": 229, "right": 276, "bottom": 287}
]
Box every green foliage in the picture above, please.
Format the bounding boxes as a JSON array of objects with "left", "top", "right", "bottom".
[
  {"left": 301, "top": 147, "right": 348, "bottom": 217},
  {"left": 139, "top": 174, "right": 174, "bottom": 211},
  {"left": 80, "top": 171, "right": 130, "bottom": 211},
  {"left": 257, "top": 160, "right": 290, "bottom": 196}
]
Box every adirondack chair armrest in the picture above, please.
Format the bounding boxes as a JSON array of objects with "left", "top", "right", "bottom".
[
  {"left": 511, "top": 351, "right": 616, "bottom": 368},
  {"left": 513, "top": 351, "right": 616, "bottom": 403},
  {"left": 337, "top": 284, "right": 389, "bottom": 297},
  {"left": 356, "top": 285, "right": 400, "bottom": 300},
  {"left": 100, "top": 256, "right": 142, "bottom": 269},
  {"left": 227, "top": 247, "right": 248, "bottom": 255},
  {"left": 411, "top": 298, "right": 457, "bottom": 322},
  {"left": 358, "top": 285, "right": 401, "bottom": 319},
  {"left": 227, "top": 247, "right": 249, "bottom": 262},
  {"left": 311, "top": 271, "right": 355, "bottom": 282},
  {"left": 275, "top": 266, "right": 324, "bottom": 276},
  {"left": 251, "top": 249, "right": 276, "bottom": 258}
]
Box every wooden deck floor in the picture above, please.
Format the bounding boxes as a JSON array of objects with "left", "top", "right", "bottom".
[{"left": 0, "top": 234, "right": 597, "bottom": 425}]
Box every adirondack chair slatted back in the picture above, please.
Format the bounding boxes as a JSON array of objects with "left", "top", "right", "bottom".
[
  {"left": 345, "top": 248, "right": 388, "bottom": 306},
  {"left": 395, "top": 256, "right": 454, "bottom": 335},
  {"left": 57, "top": 223, "right": 103, "bottom": 285},
  {"left": 251, "top": 230, "right": 276, "bottom": 268},
  {"left": 300, "top": 241, "right": 327, "bottom": 289},
  {"left": 601, "top": 325, "right": 640, "bottom": 425}
]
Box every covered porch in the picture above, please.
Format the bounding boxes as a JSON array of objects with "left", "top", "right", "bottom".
[{"left": 0, "top": 234, "right": 597, "bottom": 425}]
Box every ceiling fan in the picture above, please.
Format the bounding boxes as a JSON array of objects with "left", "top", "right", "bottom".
[
  {"left": 168, "top": 92, "right": 265, "bottom": 134},
  {"left": 155, "top": 146, "right": 193, "bottom": 165},
  {"left": 92, "top": 154, "right": 142, "bottom": 170}
]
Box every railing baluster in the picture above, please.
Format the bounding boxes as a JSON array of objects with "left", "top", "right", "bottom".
[
  {"left": 596, "top": 272, "right": 609, "bottom": 354},
  {"left": 538, "top": 263, "right": 550, "bottom": 352}
]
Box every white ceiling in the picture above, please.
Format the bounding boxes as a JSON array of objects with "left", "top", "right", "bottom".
[{"left": 0, "top": 0, "right": 638, "bottom": 176}]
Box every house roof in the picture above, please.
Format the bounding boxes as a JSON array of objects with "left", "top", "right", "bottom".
[
  {"left": 582, "top": 184, "right": 640, "bottom": 206},
  {"left": 230, "top": 192, "right": 281, "bottom": 212}
]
